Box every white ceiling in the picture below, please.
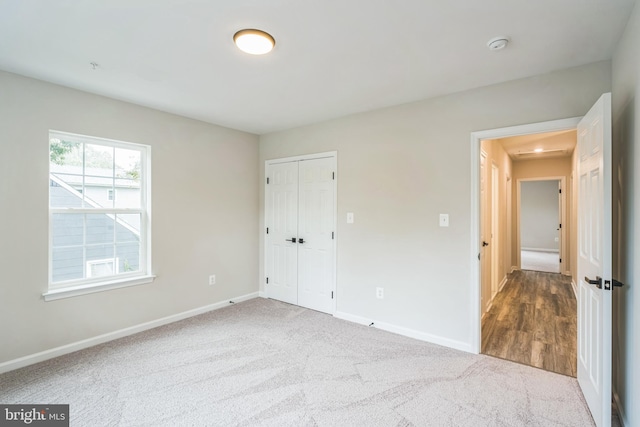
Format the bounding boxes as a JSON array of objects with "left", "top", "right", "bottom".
[{"left": 0, "top": 1, "right": 634, "bottom": 134}]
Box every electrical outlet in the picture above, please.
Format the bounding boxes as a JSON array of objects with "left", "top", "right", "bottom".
[
  {"left": 209, "top": 275, "right": 216, "bottom": 285},
  {"left": 376, "top": 287, "right": 384, "bottom": 299},
  {"left": 439, "top": 214, "right": 449, "bottom": 227}
]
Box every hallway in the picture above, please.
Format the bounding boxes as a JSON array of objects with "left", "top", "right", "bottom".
[{"left": 481, "top": 270, "right": 576, "bottom": 377}]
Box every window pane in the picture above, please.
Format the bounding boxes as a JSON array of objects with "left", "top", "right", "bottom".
[
  {"left": 52, "top": 213, "right": 84, "bottom": 247},
  {"left": 115, "top": 148, "right": 141, "bottom": 180},
  {"left": 49, "top": 175, "right": 84, "bottom": 208},
  {"left": 117, "top": 243, "right": 141, "bottom": 274},
  {"left": 115, "top": 148, "right": 141, "bottom": 208},
  {"left": 114, "top": 181, "right": 141, "bottom": 208},
  {"left": 116, "top": 214, "right": 141, "bottom": 242},
  {"left": 52, "top": 246, "right": 84, "bottom": 283},
  {"left": 86, "top": 245, "right": 115, "bottom": 263},
  {"left": 49, "top": 139, "right": 81, "bottom": 169},
  {"left": 85, "top": 144, "right": 114, "bottom": 177},
  {"left": 86, "top": 245, "right": 116, "bottom": 278},
  {"left": 84, "top": 176, "right": 114, "bottom": 208},
  {"left": 86, "top": 214, "right": 115, "bottom": 245}
]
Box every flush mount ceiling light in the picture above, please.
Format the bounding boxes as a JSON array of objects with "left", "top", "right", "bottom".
[
  {"left": 534, "top": 148, "right": 544, "bottom": 153},
  {"left": 487, "top": 36, "right": 509, "bottom": 51},
  {"left": 233, "top": 29, "right": 275, "bottom": 55}
]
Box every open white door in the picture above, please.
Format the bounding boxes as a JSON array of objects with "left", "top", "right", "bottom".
[{"left": 577, "top": 93, "right": 612, "bottom": 427}]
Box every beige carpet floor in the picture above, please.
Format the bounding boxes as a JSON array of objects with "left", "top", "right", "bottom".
[{"left": 0, "top": 298, "right": 597, "bottom": 426}]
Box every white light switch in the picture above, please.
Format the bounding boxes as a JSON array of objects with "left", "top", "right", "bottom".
[
  {"left": 347, "top": 212, "right": 354, "bottom": 224},
  {"left": 439, "top": 214, "right": 449, "bottom": 227}
]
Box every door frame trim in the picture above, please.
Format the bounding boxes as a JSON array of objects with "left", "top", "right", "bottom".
[
  {"left": 469, "top": 117, "right": 581, "bottom": 354},
  {"left": 264, "top": 151, "right": 338, "bottom": 314},
  {"left": 491, "top": 162, "right": 500, "bottom": 300},
  {"left": 265, "top": 151, "right": 337, "bottom": 165}
]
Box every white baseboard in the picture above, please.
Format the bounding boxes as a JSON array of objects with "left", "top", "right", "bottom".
[
  {"left": 0, "top": 291, "right": 259, "bottom": 375},
  {"left": 259, "top": 291, "right": 268, "bottom": 298},
  {"left": 498, "top": 275, "right": 508, "bottom": 292},
  {"left": 521, "top": 247, "right": 560, "bottom": 253},
  {"left": 483, "top": 301, "right": 493, "bottom": 317},
  {"left": 613, "top": 389, "right": 628, "bottom": 427},
  {"left": 570, "top": 280, "right": 577, "bottom": 298},
  {"left": 334, "top": 311, "right": 473, "bottom": 354},
  {"left": 511, "top": 266, "right": 519, "bottom": 273}
]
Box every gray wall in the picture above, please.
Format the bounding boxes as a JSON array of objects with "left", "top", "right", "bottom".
[
  {"left": 0, "top": 71, "right": 259, "bottom": 363},
  {"left": 612, "top": 1, "right": 640, "bottom": 425},
  {"left": 520, "top": 180, "right": 559, "bottom": 252},
  {"left": 260, "top": 61, "right": 611, "bottom": 350}
]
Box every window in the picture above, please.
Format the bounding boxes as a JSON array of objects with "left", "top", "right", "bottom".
[{"left": 47, "top": 131, "right": 151, "bottom": 299}]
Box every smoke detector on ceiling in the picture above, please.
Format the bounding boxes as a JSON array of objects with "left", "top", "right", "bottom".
[{"left": 487, "top": 37, "right": 509, "bottom": 51}]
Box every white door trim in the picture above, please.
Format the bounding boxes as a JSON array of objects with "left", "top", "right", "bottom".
[
  {"left": 469, "top": 117, "right": 581, "bottom": 354},
  {"left": 491, "top": 162, "right": 500, "bottom": 300},
  {"left": 265, "top": 151, "right": 337, "bottom": 165},
  {"left": 264, "top": 151, "right": 338, "bottom": 314},
  {"left": 516, "top": 176, "right": 567, "bottom": 273}
]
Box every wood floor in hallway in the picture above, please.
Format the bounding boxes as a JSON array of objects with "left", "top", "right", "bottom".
[{"left": 481, "top": 270, "right": 577, "bottom": 377}]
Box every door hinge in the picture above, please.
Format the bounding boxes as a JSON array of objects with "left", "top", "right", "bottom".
[
  {"left": 332, "top": 172, "right": 335, "bottom": 180},
  {"left": 478, "top": 252, "right": 481, "bottom": 261},
  {"left": 331, "top": 291, "right": 334, "bottom": 299},
  {"left": 559, "top": 258, "right": 562, "bottom": 263},
  {"left": 559, "top": 189, "right": 562, "bottom": 194},
  {"left": 266, "top": 177, "right": 270, "bottom": 184},
  {"left": 266, "top": 227, "right": 269, "bottom": 234},
  {"left": 332, "top": 231, "right": 334, "bottom": 239},
  {"left": 266, "top": 277, "right": 269, "bottom": 284},
  {"left": 559, "top": 223, "right": 562, "bottom": 229}
]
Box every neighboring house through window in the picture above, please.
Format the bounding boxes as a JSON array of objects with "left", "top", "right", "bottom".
[{"left": 46, "top": 131, "right": 152, "bottom": 299}]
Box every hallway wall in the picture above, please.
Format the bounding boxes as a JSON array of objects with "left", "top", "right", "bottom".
[{"left": 480, "top": 139, "right": 512, "bottom": 312}]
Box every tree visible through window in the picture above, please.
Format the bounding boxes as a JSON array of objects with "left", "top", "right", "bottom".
[{"left": 49, "top": 131, "right": 150, "bottom": 288}]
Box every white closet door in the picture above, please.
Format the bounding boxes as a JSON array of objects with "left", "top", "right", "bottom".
[
  {"left": 265, "top": 161, "right": 299, "bottom": 305},
  {"left": 297, "top": 157, "right": 335, "bottom": 313}
]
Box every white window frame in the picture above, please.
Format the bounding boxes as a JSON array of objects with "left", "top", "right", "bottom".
[{"left": 44, "top": 130, "right": 154, "bottom": 301}]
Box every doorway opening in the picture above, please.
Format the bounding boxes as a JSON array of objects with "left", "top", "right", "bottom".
[
  {"left": 470, "top": 119, "right": 579, "bottom": 377},
  {"left": 519, "top": 178, "right": 562, "bottom": 273}
]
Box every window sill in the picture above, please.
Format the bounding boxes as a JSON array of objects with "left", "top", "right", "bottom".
[{"left": 43, "top": 275, "right": 156, "bottom": 301}]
